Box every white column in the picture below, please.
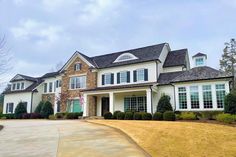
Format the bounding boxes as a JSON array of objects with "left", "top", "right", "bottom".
[
  {"left": 199, "top": 85, "right": 204, "bottom": 110},
  {"left": 109, "top": 92, "right": 114, "bottom": 114},
  {"left": 186, "top": 86, "right": 191, "bottom": 110},
  {"left": 83, "top": 94, "right": 88, "bottom": 116},
  {"left": 146, "top": 89, "right": 152, "bottom": 113},
  {"left": 212, "top": 84, "right": 217, "bottom": 110}
]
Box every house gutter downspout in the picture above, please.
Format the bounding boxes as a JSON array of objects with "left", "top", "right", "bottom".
[
  {"left": 170, "top": 83, "right": 176, "bottom": 111},
  {"left": 149, "top": 85, "right": 153, "bottom": 114},
  {"left": 30, "top": 91, "right": 34, "bottom": 113}
]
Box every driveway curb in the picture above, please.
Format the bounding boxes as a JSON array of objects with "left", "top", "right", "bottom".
[{"left": 86, "top": 120, "right": 151, "bottom": 157}]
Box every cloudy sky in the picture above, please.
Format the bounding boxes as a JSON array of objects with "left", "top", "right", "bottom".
[{"left": 0, "top": 0, "right": 236, "bottom": 90}]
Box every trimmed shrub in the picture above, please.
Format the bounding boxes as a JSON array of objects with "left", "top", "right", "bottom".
[
  {"left": 14, "top": 102, "right": 27, "bottom": 119},
  {"left": 133, "top": 112, "right": 142, "bottom": 120},
  {"left": 40, "top": 101, "right": 54, "bottom": 118},
  {"left": 34, "top": 101, "right": 44, "bottom": 114},
  {"left": 216, "top": 113, "right": 235, "bottom": 124},
  {"left": 200, "top": 111, "right": 223, "bottom": 120},
  {"left": 163, "top": 111, "right": 175, "bottom": 121},
  {"left": 22, "top": 113, "right": 31, "bottom": 119},
  {"left": 103, "top": 112, "right": 113, "bottom": 119},
  {"left": 112, "top": 110, "right": 121, "bottom": 119},
  {"left": 153, "top": 112, "right": 163, "bottom": 120},
  {"left": 124, "top": 112, "right": 133, "bottom": 120},
  {"left": 1, "top": 117, "right": 6, "bottom": 120},
  {"left": 30, "top": 113, "right": 41, "bottom": 119},
  {"left": 175, "top": 114, "right": 182, "bottom": 120},
  {"left": 157, "top": 95, "right": 173, "bottom": 113},
  {"left": 49, "top": 115, "right": 56, "bottom": 120},
  {"left": 117, "top": 112, "right": 125, "bottom": 120},
  {"left": 174, "top": 111, "right": 181, "bottom": 115},
  {"left": 2, "top": 114, "right": 15, "bottom": 119},
  {"left": 180, "top": 112, "right": 198, "bottom": 120},
  {"left": 141, "top": 112, "right": 152, "bottom": 120},
  {"left": 224, "top": 91, "right": 236, "bottom": 114},
  {"left": 55, "top": 112, "right": 67, "bottom": 119}
]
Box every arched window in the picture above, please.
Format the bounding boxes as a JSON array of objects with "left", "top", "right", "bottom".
[{"left": 114, "top": 53, "right": 138, "bottom": 63}]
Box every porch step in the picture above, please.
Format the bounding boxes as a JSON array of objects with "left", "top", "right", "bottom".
[{"left": 83, "top": 116, "right": 104, "bottom": 120}]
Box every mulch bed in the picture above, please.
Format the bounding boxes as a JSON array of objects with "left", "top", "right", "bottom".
[{"left": 177, "top": 119, "right": 236, "bottom": 127}]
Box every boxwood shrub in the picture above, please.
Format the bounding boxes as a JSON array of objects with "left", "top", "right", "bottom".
[
  {"left": 112, "top": 111, "right": 121, "bottom": 119},
  {"left": 14, "top": 102, "right": 27, "bottom": 119},
  {"left": 141, "top": 112, "right": 152, "bottom": 120},
  {"left": 103, "top": 112, "right": 113, "bottom": 119},
  {"left": 153, "top": 112, "right": 163, "bottom": 120},
  {"left": 65, "top": 112, "right": 82, "bottom": 119},
  {"left": 133, "top": 112, "right": 142, "bottom": 120},
  {"left": 200, "top": 111, "right": 223, "bottom": 120},
  {"left": 117, "top": 112, "right": 125, "bottom": 120},
  {"left": 124, "top": 112, "right": 133, "bottom": 120},
  {"left": 55, "top": 112, "right": 67, "bottom": 119},
  {"left": 163, "top": 111, "right": 175, "bottom": 121},
  {"left": 180, "top": 112, "right": 198, "bottom": 120},
  {"left": 216, "top": 113, "right": 235, "bottom": 124}
]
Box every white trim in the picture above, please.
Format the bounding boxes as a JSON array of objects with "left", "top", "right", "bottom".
[{"left": 113, "top": 53, "right": 138, "bottom": 63}]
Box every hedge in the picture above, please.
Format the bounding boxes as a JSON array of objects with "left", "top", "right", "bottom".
[{"left": 216, "top": 113, "right": 235, "bottom": 124}]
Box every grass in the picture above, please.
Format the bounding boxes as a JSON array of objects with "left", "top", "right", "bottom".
[{"left": 89, "top": 120, "right": 236, "bottom": 157}]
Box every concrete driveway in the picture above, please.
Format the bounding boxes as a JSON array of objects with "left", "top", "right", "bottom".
[{"left": 0, "top": 120, "right": 148, "bottom": 157}]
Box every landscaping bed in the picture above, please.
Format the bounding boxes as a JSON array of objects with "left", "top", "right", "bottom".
[{"left": 89, "top": 120, "right": 236, "bottom": 157}]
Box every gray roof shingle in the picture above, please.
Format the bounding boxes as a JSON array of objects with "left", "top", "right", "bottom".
[
  {"left": 163, "top": 49, "right": 188, "bottom": 68},
  {"left": 90, "top": 43, "right": 166, "bottom": 68},
  {"left": 157, "top": 71, "right": 185, "bottom": 85},
  {"left": 192, "top": 52, "right": 207, "bottom": 58},
  {"left": 41, "top": 71, "right": 60, "bottom": 78}
]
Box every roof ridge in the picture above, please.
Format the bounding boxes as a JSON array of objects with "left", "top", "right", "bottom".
[{"left": 91, "top": 43, "right": 166, "bottom": 59}]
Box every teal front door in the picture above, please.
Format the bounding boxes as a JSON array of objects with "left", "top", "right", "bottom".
[{"left": 73, "top": 100, "right": 82, "bottom": 112}]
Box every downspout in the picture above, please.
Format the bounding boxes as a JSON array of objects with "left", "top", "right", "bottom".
[
  {"left": 30, "top": 91, "right": 34, "bottom": 113},
  {"left": 170, "top": 83, "right": 176, "bottom": 111},
  {"left": 149, "top": 85, "right": 153, "bottom": 114},
  {"left": 156, "top": 61, "right": 159, "bottom": 82}
]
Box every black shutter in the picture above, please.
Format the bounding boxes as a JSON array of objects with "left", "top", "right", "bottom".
[
  {"left": 133, "top": 70, "right": 137, "bottom": 82},
  {"left": 111, "top": 73, "right": 114, "bottom": 84},
  {"left": 144, "top": 69, "right": 148, "bottom": 81},
  {"left": 127, "top": 71, "right": 130, "bottom": 83},
  {"left": 6, "top": 103, "right": 8, "bottom": 113},
  {"left": 79, "top": 63, "right": 82, "bottom": 70},
  {"left": 102, "top": 74, "right": 105, "bottom": 85},
  {"left": 74, "top": 64, "right": 77, "bottom": 71},
  {"left": 117, "top": 73, "right": 120, "bottom": 84}
]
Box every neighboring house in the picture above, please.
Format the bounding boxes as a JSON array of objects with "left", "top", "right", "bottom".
[{"left": 2, "top": 43, "right": 233, "bottom": 116}]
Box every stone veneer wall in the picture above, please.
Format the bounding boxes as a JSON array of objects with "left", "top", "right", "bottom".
[
  {"left": 42, "top": 93, "right": 55, "bottom": 108},
  {"left": 61, "top": 55, "right": 97, "bottom": 115}
]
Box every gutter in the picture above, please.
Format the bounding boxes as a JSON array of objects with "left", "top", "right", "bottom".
[
  {"left": 30, "top": 91, "right": 34, "bottom": 113},
  {"left": 170, "top": 83, "right": 176, "bottom": 111}
]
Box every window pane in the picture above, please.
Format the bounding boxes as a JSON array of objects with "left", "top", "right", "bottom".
[
  {"left": 124, "top": 96, "right": 146, "bottom": 112},
  {"left": 120, "top": 71, "right": 127, "bottom": 83},
  {"left": 105, "top": 74, "right": 111, "bottom": 84},
  {"left": 216, "top": 84, "right": 226, "bottom": 108},
  {"left": 190, "top": 86, "right": 199, "bottom": 109},
  {"left": 196, "top": 58, "right": 204, "bottom": 66},
  {"left": 44, "top": 83, "right": 47, "bottom": 93},
  {"left": 203, "top": 85, "right": 213, "bottom": 108},
  {"left": 178, "top": 87, "right": 187, "bottom": 109},
  {"left": 137, "top": 69, "right": 144, "bottom": 81},
  {"left": 21, "top": 82, "right": 24, "bottom": 89},
  {"left": 49, "top": 82, "right": 53, "bottom": 92},
  {"left": 70, "top": 76, "right": 86, "bottom": 89},
  {"left": 17, "top": 83, "right": 20, "bottom": 89}
]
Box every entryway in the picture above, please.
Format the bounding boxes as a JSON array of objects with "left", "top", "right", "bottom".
[{"left": 101, "top": 97, "right": 109, "bottom": 116}]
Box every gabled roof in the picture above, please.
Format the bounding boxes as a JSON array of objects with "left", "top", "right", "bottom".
[
  {"left": 10, "top": 74, "right": 38, "bottom": 82},
  {"left": 157, "top": 66, "right": 232, "bottom": 85},
  {"left": 192, "top": 52, "right": 207, "bottom": 58},
  {"left": 163, "top": 49, "right": 188, "bottom": 68},
  {"left": 41, "top": 71, "right": 60, "bottom": 79},
  {"left": 90, "top": 43, "right": 166, "bottom": 68}
]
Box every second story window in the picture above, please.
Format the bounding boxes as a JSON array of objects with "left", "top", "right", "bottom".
[
  {"left": 49, "top": 82, "right": 53, "bottom": 92},
  {"left": 133, "top": 69, "right": 148, "bottom": 82},
  {"left": 44, "top": 83, "right": 47, "bottom": 93},
  {"left": 102, "top": 73, "right": 114, "bottom": 85},
  {"left": 70, "top": 76, "right": 86, "bottom": 89},
  {"left": 12, "top": 84, "right": 16, "bottom": 90},
  {"left": 16, "top": 83, "right": 20, "bottom": 90},
  {"left": 74, "top": 63, "right": 82, "bottom": 71},
  {"left": 21, "top": 82, "right": 24, "bottom": 90},
  {"left": 195, "top": 58, "right": 204, "bottom": 66},
  {"left": 117, "top": 71, "right": 130, "bottom": 84}
]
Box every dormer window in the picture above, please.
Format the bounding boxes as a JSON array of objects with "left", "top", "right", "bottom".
[
  {"left": 11, "top": 82, "right": 25, "bottom": 91},
  {"left": 195, "top": 58, "right": 204, "bottom": 66},
  {"left": 74, "top": 63, "right": 82, "bottom": 71},
  {"left": 192, "top": 53, "right": 207, "bottom": 67},
  {"left": 114, "top": 53, "right": 138, "bottom": 63}
]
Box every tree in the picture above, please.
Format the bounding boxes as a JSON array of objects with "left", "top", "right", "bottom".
[
  {"left": 220, "top": 38, "right": 236, "bottom": 86},
  {"left": 224, "top": 90, "right": 236, "bottom": 114},
  {"left": 40, "top": 101, "right": 54, "bottom": 118},
  {"left": 156, "top": 94, "right": 173, "bottom": 113},
  {"left": 34, "top": 101, "right": 44, "bottom": 114},
  {"left": 14, "top": 102, "right": 27, "bottom": 119}
]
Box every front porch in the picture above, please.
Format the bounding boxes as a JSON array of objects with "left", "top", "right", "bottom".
[{"left": 83, "top": 87, "right": 158, "bottom": 117}]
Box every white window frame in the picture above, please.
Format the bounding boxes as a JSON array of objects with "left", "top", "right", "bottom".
[
  {"left": 113, "top": 53, "right": 138, "bottom": 63},
  {"left": 70, "top": 76, "right": 86, "bottom": 90},
  {"left": 195, "top": 57, "right": 204, "bottom": 66},
  {"left": 136, "top": 69, "right": 145, "bottom": 81},
  {"left": 6, "top": 103, "right": 14, "bottom": 113},
  {"left": 49, "top": 82, "right": 53, "bottom": 93},
  {"left": 75, "top": 62, "right": 81, "bottom": 71},
  {"left": 120, "top": 71, "right": 127, "bottom": 83},
  {"left": 104, "top": 73, "right": 112, "bottom": 85}
]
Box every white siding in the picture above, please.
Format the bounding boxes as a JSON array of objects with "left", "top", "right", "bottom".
[
  {"left": 163, "top": 66, "right": 184, "bottom": 73},
  {"left": 97, "top": 61, "right": 157, "bottom": 87},
  {"left": 157, "top": 44, "right": 169, "bottom": 76}
]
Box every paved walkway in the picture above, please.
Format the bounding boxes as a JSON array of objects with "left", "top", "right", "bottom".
[{"left": 0, "top": 120, "right": 148, "bottom": 157}]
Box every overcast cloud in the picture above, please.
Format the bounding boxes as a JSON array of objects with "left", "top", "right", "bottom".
[{"left": 0, "top": 0, "right": 236, "bottom": 91}]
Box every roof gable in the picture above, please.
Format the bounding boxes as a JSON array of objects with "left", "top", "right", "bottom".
[{"left": 10, "top": 74, "right": 38, "bottom": 82}]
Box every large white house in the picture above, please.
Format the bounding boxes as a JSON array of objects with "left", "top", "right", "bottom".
[{"left": 3, "top": 43, "right": 233, "bottom": 116}]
